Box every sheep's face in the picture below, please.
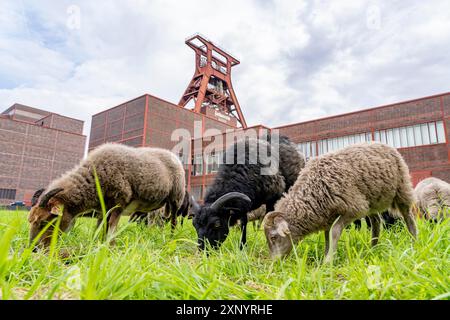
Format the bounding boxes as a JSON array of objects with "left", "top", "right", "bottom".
[
  {"left": 191, "top": 192, "right": 252, "bottom": 250},
  {"left": 263, "top": 211, "right": 293, "bottom": 258},
  {"left": 192, "top": 207, "right": 231, "bottom": 250},
  {"left": 28, "top": 189, "right": 73, "bottom": 250}
]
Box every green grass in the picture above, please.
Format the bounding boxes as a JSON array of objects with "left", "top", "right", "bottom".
[{"left": 0, "top": 210, "right": 449, "bottom": 300}]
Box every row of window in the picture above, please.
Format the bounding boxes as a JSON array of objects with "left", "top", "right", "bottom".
[
  {"left": 299, "top": 121, "right": 446, "bottom": 159},
  {"left": 0, "top": 188, "right": 16, "bottom": 200},
  {"left": 192, "top": 152, "right": 224, "bottom": 176}
]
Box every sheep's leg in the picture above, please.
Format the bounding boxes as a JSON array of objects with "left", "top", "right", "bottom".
[
  {"left": 397, "top": 204, "right": 417, "bottom": 239},
  {"left": 324, "top": 229, "right": 330, "bottom": 256},
  {"left": 403, "top": 211, "right": 417, "bottom": 239},
  {"left": 239, "top": 214, "right": 248, "bottom": 250},
  {"left": 324, "top": 215, "right": 350, "bottom": 264},
  {"left": 167, "top": 202, "right": 177, "bottom": 231},
  {"left": 368, "top": 215, "right": 381, "bottom": 247},
  {"left": 106, "top": 208, "right": 122, "bottom": 245}
]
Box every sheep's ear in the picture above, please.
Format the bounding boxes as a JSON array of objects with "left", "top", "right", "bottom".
[
  {"left": 263, "top": 211, "right": 283, "bottom": 227},
  {"left": 50, "top": 203, "right": 64, "bottom": 216},
  {"left": 273, "top": 216, "right": 290, "bottom": 237}
]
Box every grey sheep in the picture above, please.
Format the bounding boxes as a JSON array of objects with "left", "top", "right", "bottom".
[
  {"left": 263, "top": 142, "right": 417, "bottom": 263},
  {"left": 28, "top": 143, "right": 186, "bottom": 249},
  {"left": 414, "top": 177, "right": 450, "bottom": 221}
]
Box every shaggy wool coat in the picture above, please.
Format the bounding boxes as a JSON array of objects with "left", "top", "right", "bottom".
[{"left": 273, "top": 142, "right": 414, "bottom": 240}]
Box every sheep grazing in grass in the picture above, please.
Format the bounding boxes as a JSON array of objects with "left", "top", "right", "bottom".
[
  {"left": 263, "top": 142, "right": 417, "bottom": 263},
  {"left": 192, "top": 135, "right": 305, "bottom": 250},
  {"left": 414, "top": 177, "right": 450, "bottom": 221},
  {"left": 129, "top": 190, "right": 193, "bottom": 226},
  {"left": 28, "top": 143, "right": 185, "bottom": 249}
]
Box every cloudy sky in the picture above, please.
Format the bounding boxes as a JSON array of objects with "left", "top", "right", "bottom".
[{"left": 1, "top": 0, "right": 450, "bottom": 136}]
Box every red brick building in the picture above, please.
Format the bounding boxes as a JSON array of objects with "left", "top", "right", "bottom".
[
  {"left": 186, "top": 92, "right": 450, "bottom": 201},
  {"left": 89, "top": 92, "right": 450, "bottom": 202},
  {"left": 0, "top": 104, "right": 86, "bottom": 205},
  {"left": 88, "top": 94, "right": 239, "bottom": 191},
  {"left": 276, "top": 92, "right": 450, "bottom": 186}
]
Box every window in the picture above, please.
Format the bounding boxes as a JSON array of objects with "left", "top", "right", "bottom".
[
  {"left": 414, "top": 125, "right": 422, "bottom": 146},
  {"left": 0, "top": 189, "right": 16, "bottom": 200},
  {"left": 386, "top": 129, "right": 394, "bottom": 147},
  {"left": 374, "top": 131, "right": 380, "bottom": 142},
  {"left": 400, "top": 127, "right": 408, "bottom": 147},
  {"left": 429, "top": 122, "right": 437, "bottom": 144},
  {"left": 406, "top": 126, "right": 415, "bottom": 147},
  {"left": 192, "top": 154, "right": 203, "bottom": 176},
  {"left": 421, "top": 123, "right": 430, "bottom": 145},
  {"left": 437, "top": 121, "right": 446, "bottom": 143},
  {"left": 205, "top": 151, "right": 222, "bottom": 174},
  {"left": 306, "top": 142, "right": 311, "bottom": 159},
  {"left": 191, "top": 186, "right": 203, "bottom": 201},
  {"left": 299, "top": 121, "right": 445, "bottom": 161}
]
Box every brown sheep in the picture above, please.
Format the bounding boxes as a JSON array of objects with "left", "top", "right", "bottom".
[
  {"left": 28, "top": 143, "right": 185, "bottom": 249},
  {"left": 263, "top": 142, "right": 417, "bottom": 263}
]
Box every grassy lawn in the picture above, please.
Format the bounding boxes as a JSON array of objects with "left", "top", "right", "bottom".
[{"left": 0, "top": 210, "right": 448, "bottom": 300}]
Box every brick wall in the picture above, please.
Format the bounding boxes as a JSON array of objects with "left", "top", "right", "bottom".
[
  {"left": 0, "top": 117, "right": 86, "bottom": 205},
  {"left": 276, "top": 93, "right": 450, "bottom": 185},
  {"left": 39, "top": 114, "right": 84, "bottom": 135}
]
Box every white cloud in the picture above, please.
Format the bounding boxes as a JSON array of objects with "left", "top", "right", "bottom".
[{"left": 0, "top": 0, "right": 449, "bottom": 140}]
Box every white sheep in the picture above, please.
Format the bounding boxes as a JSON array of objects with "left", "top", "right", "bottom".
[{"left": 414, "top": 177, "right": 450, "bottom": 221}]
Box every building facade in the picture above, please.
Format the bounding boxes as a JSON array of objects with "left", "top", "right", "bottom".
[
  {"left": 89, "top": 94, "right": 238, "bottom": 191},
  {"left": 88, "top": 92, "right": 450, "bottom": 202},
  {"left": 0, "top": 104, "right": 86, "bottom": 205},
  {"left": 276, "top": 92, "right": 450, "bottom": 186}
]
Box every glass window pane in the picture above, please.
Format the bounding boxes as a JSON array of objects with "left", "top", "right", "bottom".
[
  {"left": 337, "top": 137, "right": 342, "bottom": 150},
  {"left": 366, "top": 132, "right": 372, "bottom": 142},
  {"left": 332, "top": 138, "right": 338, "bottom": 151},
  {"left": 421, "top": 124, "right": 430, "bottom": 145},
  {"left": 393, "top": 128, "right": 401, "bottom": 148},
  {"left": 407, "top": 126, "right": 415, "bottom": 146},
  {"left": 386, "top": 129, "right": 394, "bottom": 147},
  {"left": 347, "top": 135, "right": 353, "bottom": 144},
  {"left": 341, "top": 136, "right": 347, "bottom": 148},
  {"left": 374, "top": 131, "right": 380, "bottom": 141},
  {"left": 437, "top": 121, "right": 446, "bottom": 143},
  {"left": 380, "top": 130, "right": 387, "bottom": 144},
  {"left": 414, "top": 125, "right": 423, "bottom": 146},
  {"left": 328, "top": 139, "right": 333, "bottom": 152},
  {"left": 360, "top": 133, "right": 366, "bottom": 142},
  {"left": 400, "top": 127, "right": 408, "bottom": 147},
  {"left": 429, "top": 122, "right": 437, "bottom": 144}
]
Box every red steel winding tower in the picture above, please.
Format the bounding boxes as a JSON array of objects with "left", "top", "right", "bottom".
[{"left": 179, "top": 34, "right": 247, "bottom": 128}]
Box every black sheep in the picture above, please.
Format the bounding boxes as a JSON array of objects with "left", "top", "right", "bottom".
[{"left": 191, "top": 135, "right": 305, "bottom": 250}]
